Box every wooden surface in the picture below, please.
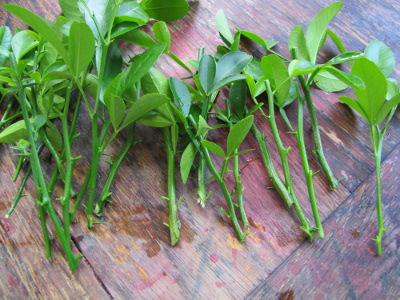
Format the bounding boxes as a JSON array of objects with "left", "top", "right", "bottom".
[{"left": 1, "top": 0, "right": 400, "bottom": 299}]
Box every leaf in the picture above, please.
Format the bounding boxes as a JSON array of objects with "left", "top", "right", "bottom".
[
  {"left": 243, "top": 58, "right": 263, "bottom": 81},
  {"left": 386, "top": 78, "right": 399, "bottom": 100},
  {"left": 215, "top": 10, "right": 233, "bottom": 46},
  {"left": 198, "top": 55, "right": 216, "bottom": 95},
  {"left": 229, "top": 80, "right": 247, "bottom": 119},
  {"left": 325, "top": 52, "right": 364, "bottom": 66},
  {"left": 239, "top": 30, "right": 268, "bottom": 51},
  {"left": 314, "top": 72, "right": 348, "bottom": 92},
  {"left": 153, "top": 21, "right": 171, "bottom": 51},
  {"left": 245, "top": 73, "right": 256, "bottom": 97},
  {"left": 34, "top": 114, "right": 47, "bottom": 131},
  {"left": 110, "top": 22, "right": 140, "bottom": 39},
  {"left": 227, "top": 115, "right": 254, "bottom": 156},
  {"left": 214, "top": 51, "right": 252, "bottom": 87},
  {"left": 11, "top": 30, "right": 39, "bottom": 62},
  {"left": 288, "top": 25, "right": 309, "bottom": 61},
  {"left": 4, "top": 4, "right": 69, "bottom": 64},
  {"left": 180, "top": 142, "right": 197, "bottom": 184},
  {"left": 288, "top": 60, "right": 317, "bottom": 77},
  {"left": 211, "top": 74, "right": 246, "bottom": 93},
  {"left": 102, "top": 43, "right": 123, "bottom": 103},
  {"left": 120, "top": 93, "right": 170, "bottom": 129},
  {"left": 109, "top": 96, "right": 126, "bottom": 130},
  {"left": 0, "top": 26, "right": 12, "bottom": 65},
  {"left": 169, "top": 77, "right": 191, "bottom": 117},
  {"left": 118, "top": 28, "right": 156, "bottom": 48},
  {"left": 364, "top": 40, "right": 395, "bottom": 77},
  {"left": 141, "top": 67, "right": 171, "bottom": 96},
  {"left": 0, "top": 120, "right": 27, "bottom": 143},
  {"left": 338, "top": 96, "right": 368, "bottom": 120},
  {"left": 58, "top": 0, "right": 83, "bottom": 21},
  {"left": 323, "top": 66, "right": 365, "bottom": 90},
  {"left": 115, "top": 1, "right": 149, "bottom": 25},
  {"left": 351, "top": 58, "right": 387, "bottom": 125},
  {"left": 374, "top": 93, "right": 400, "bottom": 125},
  {"left": 261, "top": 54, "right": 290, "bottom": 107},
  {"left": 326, "top": 30, "right": 346, "bottom": 53},
  {"left": 305, "top": 1, "right": 344, "bottom": 63},
  {"left": 282, "top": 77, "right": 298, "bottom": 108},
  {"left": 230, "top": 31, "right": 241, "bottom": 52},
  {"left": 167, "top": 52, "right": 193, "bottom": 74},
  {"left": 196, "top": 115, "right": 210, "bottom": 137},
  {"left": 140, "top": 0, "right": 189, "bottom": 22},
  {"left": 69, "top": 21, "right": 95, "bottom": 77},
  {"left": 81, "top": 0, "right": 115, "bottom": 41},
  {"left": 45, "top": 121, "right": 63, "bottom": 151},
  {"left": 201, "top": 140, "right": 225, "bottom": 157},
  {"left": 139, "top": 111, "right": 174, "bottom": 127}
]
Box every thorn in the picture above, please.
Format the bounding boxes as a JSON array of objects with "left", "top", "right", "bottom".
[
  {"left": 266, "top": 186, "right": 275, "bottom": 190},
  {"left": 178, "top": 196, "right": 183, "bottom": 206},
  {"left": 312, "top": 170, "right": 320, "bottom": 177},
  {"left": 161, "top": 196, "right": 169, "bottom": 202},
  {"left": 163, "top": 222, "right": 170, "bottom": 228}
]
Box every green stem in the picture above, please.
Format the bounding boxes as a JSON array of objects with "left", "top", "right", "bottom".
[
  {"left": 188, "top": 115, "right": 246, "bottom": 242},
  {"left": 296, "top": 96, "right": 324, "bottom": 239},
  {"left": 233, "top": 148, "right": 249, "bottom": 228},
  {"left": 94, "top": 124, "right": 136, "bottom": 216},
  {"left": 163, "top": 127, "right": 180, "bottom": 246},
  {"left": 40, "top": 130, "right": 67, "bottom": 182},
  {"left": 196, "top": 157, "right": 208, "bottom": 207},
  {"left": 299, "top": 75, "right": 339, "bottom": 190},
  {"left": 370, "top": 125, "right": 386, "bottom": 255}
]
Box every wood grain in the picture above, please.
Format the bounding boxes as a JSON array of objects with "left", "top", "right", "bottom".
[{"left": 1, "top": 0, "right": 399, "bottom": 299}]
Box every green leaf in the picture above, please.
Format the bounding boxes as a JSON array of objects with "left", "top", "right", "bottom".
[
  {"left": 169, "top": 77, "right": 191, "bottom": 117},
  {"left": 375, "top": 93, "right": 400, "bottom": 125},
  {"left": 45, "top": 122, "right": 63, "bottom": 151},
  {"left": 323, "top": 66, "right": 365, "bottom": 90},
  {"left": 282, "top": 77, "right": 298, "bottom": 108},
  {"left": 229, "top": 80, "right": 247, "bottom": 119},
  {"left": 120, "top": 93, "right": 170, "bottom": 129},
  {"left": 69, "top": 21, "right": 95, "bottom": 77},
  {"left": 167, "top": 52, "right": 193, "bottom": 74},
  {"left": 244, "top": 58, "right": 263, "bottom": 81},
  {"left": 288, "top": 60, "right": 317, "bottom": 77},
  {"left": 245, "top": 73, "right": 256, "bottom": 97},
  {"left": 199, "top": 55, "right": 216, "bottom": 95},
  {"left": 326, "top": 30, "right": 346, "bottom": 54},
  {"left": 227, "top": 115, "right": 254, "bottom": 156},
  {"left": 239, "top": 29, "right": 276, "bottom": 52},
  {"left": 288, "top": 25, "right": 309, "bottom": 61},
  {"left": 81, "top": 0, "right": 115, "bottom": 41},
  {"left": 325, "top": 52, "right": 364, "bottom": 66},
  {"left": 118, "top": 28, "right": 156, "bottom": 48},
  {"left": 314, "top": 72, "right": 348, "bottom": 92},
  {"left": 0, "top": 120, "right": 28, "bottom": 143},
  {"left": 0, "top": 26, "right": 12, "bottom": 65},
  {"left": 42, "top": 61, "right": 72, "bottom": 82},
  {"left": 140, "top": 0, "right": 189, "bottom": 22},
  {"left": 306, "top": 1, "right": 344, "bottom": 63},
  {"left": 11, "top": 30, "right": 39, "bottom": 62},
  {"left": 201, "top": 140, "right": 225, "bottom": 157},
  {"left": 34, "top": 114, "right": 47, "bottom": 131},
  {"left": 351, "top": 58, "right": 387, "bottom": 125},
  {"left": 386, "top": 78, "right": 399, "bottom": 100},
  {"left": 4, "top": 4, "right": 69, "bottom": 64},
  {"left": 110, "top": 22, "right": 140, "bottom": 39},
  {"left": 102, "top": 43, "right": 123, "bottom": 103},
  {"left": 196, "top": 115, "right": 211, "bottom": 137},
  {"left": 109, "top": 96, "right": 126, "bottom": 130},
  {"left": 180, "top": 142, "right": 197, "bottom": 184},
  {"left": 365, "top": 40, "right": 395, "bottom": 77},
  {"left": 214, "top": 51, "right": 252, "bottom": 87},
  {"left": 139, "top": 111, "right": 174, "bottom": 127},
  {"left": 58, "top": 0, "right": 83, "bottom": 21},
  {"left": 141, "top": 67, "right": 171, "bottom": 96},
  {"left": 230, "top": 31, "right": 241, "bottom": 52},
  {"left": 115, "top": 1, "right": 149, "bottom": 25},
  {"left": 153, "top": 21, "right": 171, "bottom": 51},
  {"left": 211, "top": 74, "right": 246, "bottom": 93},
  {"left": 261, "top": 54, "right": 290, "bottom": 107},
  {"left": 339, "top": 96, "right": 368, "bottom": 120},
  {"left": 216, "top": 10, "right": 233, "bottom": 46}
]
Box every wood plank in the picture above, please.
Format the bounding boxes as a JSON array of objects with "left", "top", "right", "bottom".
[
  {"left": 246, "top": 143, "right": 400, "bottom": 300},
  {"left": 0, "top": 0, "right": 399, "bottom": 299}
]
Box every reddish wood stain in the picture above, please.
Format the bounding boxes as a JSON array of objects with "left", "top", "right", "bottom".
[
  {"left": 215, "top": 281, "right": 227, "bottom": 288},
  {"left": 279, "top": 290, "right": 295, "bottom": 300},
  {"left": 210, "top": 254, "right": 219, "bottom": 263}
]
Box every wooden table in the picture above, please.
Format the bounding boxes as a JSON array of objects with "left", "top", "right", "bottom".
[{"left": 1, "top": 0, "right": 399, "bottom": 299}]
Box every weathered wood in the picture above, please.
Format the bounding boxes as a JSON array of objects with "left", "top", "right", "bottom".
[
  {"left": 246, "top": 143, "right": 400, "bottom": 300},
  {"left": 0, "top": 0, "right": 399, "bottom": 299}
]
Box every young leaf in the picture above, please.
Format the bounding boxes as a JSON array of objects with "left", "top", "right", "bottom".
[
  {"left": 111, "top": 22, "right": 140, "bottom": 39},
  {"left": 0, "top": 27, "right": 12, "bottom": 65},
  {"left": 326, "top": 29, "right": 346, "bottom": 54},
  {"left": 4, "top": 4, "right": 69, "bottom": 64},
  {"left": 314, "top": 72, "right": 348, "bottom": 92},
  {"left": 153, "top": 21, "right": 171, "bottom": 51},
  {"left": 11, "top": 31, "right": 39, "bottom": 62},
  {"left": 245, "top": 73, "right": 256, "bottom": 97},
  {"left": 198, "top": 55, "right": 216, "bottom": 95},
  {"left": 239, "top": 30, "right": 271, "bottom": 52},
  {"left": 141, "top": 67, "right": 171, "bottom": 97},
  {"left": 386, "top": 78, "right": 399, "bottom": 100},
  {"left": 139, "top": 112, "right": 174, "bottom": 127},
  {"left": 115, "top": 1, "right": 149, "bottom": 25},
  {"left": 120, "top": 93, "right": 170, "bottom": 129},
  {"left": 230, "top": 31, "right": 241, "bottom": 52},
  {"left": 180, "top": 142, "right": 197, "bottom": 184},
  {"left": 288, "top": 25, "right": 309, "bottom": 61},
  {"left": 45, "top": 121, "right": 63, "bottom": 151},
  {"left": 109, "top": 96, "right": 126, "bottom": 130},
  {"left": 365, "top": 40, "right": 395, "bottom": 77},
  {"left": 325, "top": 52, "right": 364, "bottom": 66},
  {"left": 214, "top": 51, "right": 252, "bottom": 86},
  {"left": 305, "top": 1, "right": 344, "bottom": 63},
  {"left": 374, "top": 93, "right": 400, "bottom": 125},
  {"left": 288, "top": 60, "right": 317, "bottom": 77},
  {"left": 323, "top": 66, "right": 365, "bottom": 90},
  {"left": 0, "top": 120, "right": 27, "bottom": 143},
  {"left": 201, "top": 140, "right": 225, "bottom": 157},
  {"left": 196, "top": 115, "right": 211, "bottom": 137},
  {"left": 261, "top": 54, "right": 290, "bottom": 107},
  {"left": 215, "top": 10, "right": 234, "bottom": 46},
  {"left": 81, "top": 0, "right": 115, "bottom": 41},
  {"left": 339, "top": 96, "right": 368, "bottom": 121},
  {"left": 118, "top": 28, "right": 157, "bottom": 48},
  {"left": 229, "top": 80, "right": 247, "bottom": 119},
  {"left": 69, "top": 21, "right": 95, "bottom": 77},
  {"left": 58, "top": 0, "right": 83, "bottom": 21},
  {"left": 140, "top": 0, "right": 189, "bottom": 22},
  {"left": 226, "top": 115, "right": 254, "bottom": 156},
  {"left": 169, "top": 77, "right": 191, "bottom": 117}
]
